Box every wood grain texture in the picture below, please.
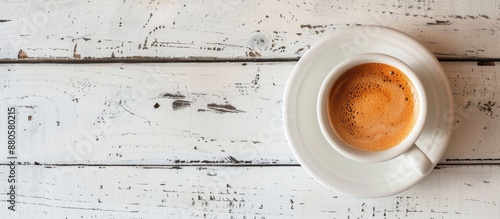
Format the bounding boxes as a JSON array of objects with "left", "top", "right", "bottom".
[
  {"left": 1, "top": 165, "right": 499, "bottom": 218},
  {"left": 0, "top": 0, "right": 499, "bottom": 60},
  {"left": 0, "top": 62, "right": 499, "bottom": 165}
]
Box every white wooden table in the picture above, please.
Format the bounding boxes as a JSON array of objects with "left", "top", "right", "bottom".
[{"left": 1, "top": 1, "right": 499, "bottom": 218}]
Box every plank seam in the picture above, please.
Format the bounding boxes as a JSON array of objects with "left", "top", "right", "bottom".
[
  {"left": 0, "top": 58, "right": 498, "bottom": 64},
  {"left": 0, "top": 163, "right": 499, "bottom": 167}
]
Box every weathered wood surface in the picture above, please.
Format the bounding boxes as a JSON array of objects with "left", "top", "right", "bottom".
[
  {"left": 1, "top": 165, "right": 499, "bottom": 218},
  {"left": 0, "top": 0, "right": 498, "bottom": 218},
  {"left": 1, "top": 62, "right": 499, "bottom": 165},
  {"left": 0, "top": 0, "right": 499, "bottom": 60}
]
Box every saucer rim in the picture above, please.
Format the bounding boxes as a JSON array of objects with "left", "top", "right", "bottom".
[{"left": 283, "top": 25, "right": 454, "bottom": 198}]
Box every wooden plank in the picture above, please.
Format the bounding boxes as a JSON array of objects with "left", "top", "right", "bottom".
[
  {"left": 0, "top": 62, "right": 500, "bottom": 165},
  {"left": 1, "top": 165, "right": 499, "bottom": 218},
  {"left": 0, "top": 0, "right": 499, "bottom": 60},
  {"left": 0, "top": 63, "right": 293, "bottom": 165}
]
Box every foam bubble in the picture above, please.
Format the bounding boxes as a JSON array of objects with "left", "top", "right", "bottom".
[{"left": 327, "top": 63, "right": 418, "bottom": 151}]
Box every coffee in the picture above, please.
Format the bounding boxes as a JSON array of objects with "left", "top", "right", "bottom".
[{"left": 327, "top": 63, "right": 418, "bottom": 152}]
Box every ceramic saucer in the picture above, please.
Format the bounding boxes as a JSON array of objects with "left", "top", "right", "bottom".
[{"left": 283, "top": 26, "right": 454, "bottom": 198}]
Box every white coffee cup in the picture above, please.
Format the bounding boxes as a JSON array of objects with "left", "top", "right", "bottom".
[{"left": 317, "top": 53, "right": 434, "bottom": 175}]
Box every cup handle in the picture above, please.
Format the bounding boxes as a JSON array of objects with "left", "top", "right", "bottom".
[{"left": 403, "top": 144, "right": 434, "bottom": 175}]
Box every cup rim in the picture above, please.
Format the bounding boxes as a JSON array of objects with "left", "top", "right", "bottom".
[{"left": 317, "top": 53, "right": 428, "bottom": 163}]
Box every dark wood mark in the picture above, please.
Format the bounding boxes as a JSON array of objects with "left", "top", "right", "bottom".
[
  {"left": 477, "top": 61, "right": 495, "bottom": 66},
  {"left": 28, "top": 115, "right": 32, "bottom": 121},
  {"left": 228, "top": 156, "right": 240, "bottom": 163},
  {"left": 141, "top": 166, "right": 182, "bottom": 170},
  {"left": 300, "top": 24, "right": 325, "bottom": 29},
  {"left": 153, "top": 103, "right": 160, "bottom": 109},
  {"left": 73, "top": 44, "right": 81, "bottom": 59},
  {"left": 464, "top": 101, "right": 497, "bottom": 118},
  {"left": 0, "top": 19, "right": 11, "bottom": 23},
  {"left": 251, "top": 73, "right": 260, "bottom": 85},
  {"left": 295, "top": 48, "right": 305, "bottom": 54},
  {"left": 199, "top": 46, "right": 223, "bottom": 51},
  {"left": 173, "top": 156, "right": 250, "bottom": 164},
  {"left": 207, "top": 103, "right": 245, "bottom": 113},
  {"left": 161, "top": 93, "right": 186, "bottom": 99},
  {"left": 18, "top": 105, "right": 36, "bottom": 109},
  {"left": 172, "top": 100, "right": 191, "bottom": 111},
  {"left": 426, "top": 20, "right": 451, "bottom": 25}
]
